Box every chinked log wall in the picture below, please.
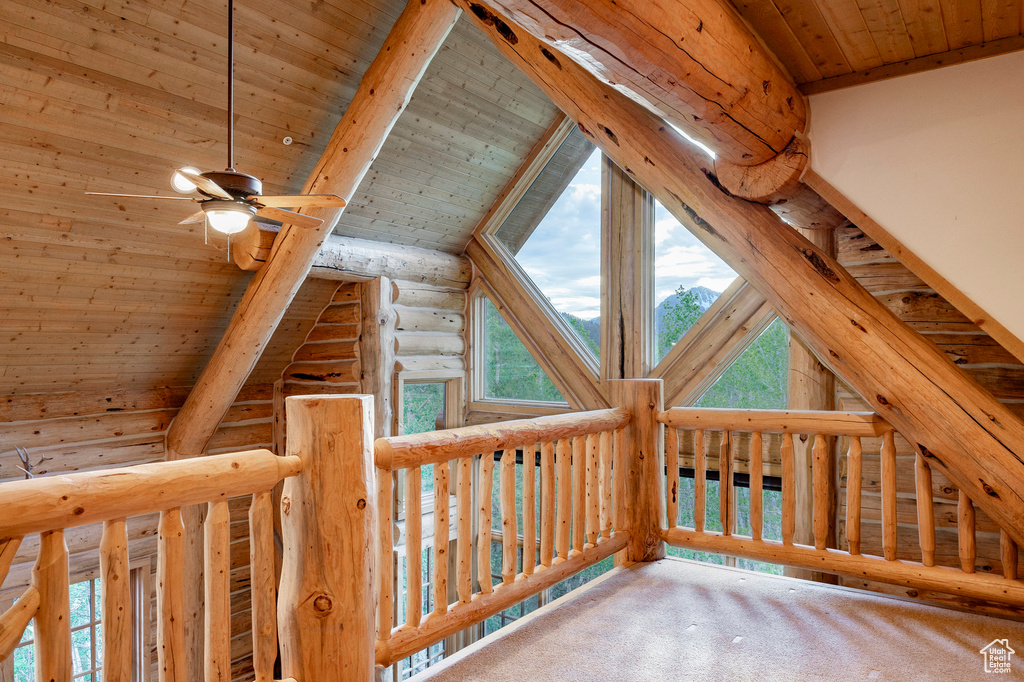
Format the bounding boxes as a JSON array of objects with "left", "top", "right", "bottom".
[
  {"left": 0, "top": 385, "right": 274, "bottom": 679},
  {"left": 835, "top": 224, "right": 1024, "bottom": 616}
]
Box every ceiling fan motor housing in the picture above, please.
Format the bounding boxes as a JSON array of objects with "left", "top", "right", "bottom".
[{"left": 202, "top": 170, "right": 262, "bottom": 199}]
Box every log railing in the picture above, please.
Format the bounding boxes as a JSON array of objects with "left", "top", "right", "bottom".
[
  {"left": 372, "top": 406, "right": 632, "bottom": 668},
  {"left": 659, "top": 407, "right": 1024, "bottom": 607},
  {"left": 0, "top": 448, "right": 300, "bottom": 682}
]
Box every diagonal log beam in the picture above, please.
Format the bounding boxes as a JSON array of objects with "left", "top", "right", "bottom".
[
  {"left": 166, "top": 0, "right": 461, "bottom": 460},
  {"left": 469, "top": 0, "right": 808, "bottom": 200},
  {"left": 459, "top": 2, "right": 1024, "bottom": 546}
]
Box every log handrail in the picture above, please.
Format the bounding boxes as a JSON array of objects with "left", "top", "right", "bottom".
[
  {"left": 658, "top": 408, "right": 891, "bottom": 437},
  {"left": 0, "top": 449, "right": 301, "bottom": 538},
  {"left": 374, "top": 407, "right": 630, "bottom": 470},
  {"left": 0, "top": 447, "right": 302, "bottom": 680},
  {"left": 662, "top": 408, "right": 1024, "bottom": 609}
]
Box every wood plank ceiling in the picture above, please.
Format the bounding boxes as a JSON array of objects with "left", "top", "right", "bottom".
[
  {"left": 0, "top": 0, "right": 559, "bottom": 395},
  {"left": 732, "top": 0, "right": 1024, "bottom": 91}
]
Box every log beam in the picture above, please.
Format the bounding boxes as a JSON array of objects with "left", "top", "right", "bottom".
[
  {"left": 166, "top": 0, "right": 459, "bottom": 459},
  {"left": 459, "top": 2, "right": 1024, "bottom": 546},
  {"left": 233, "top": 227, "right": 472, "bottom": 290},
  {"left": 469, "top": 0, "right": 808, "bottom": 200}
]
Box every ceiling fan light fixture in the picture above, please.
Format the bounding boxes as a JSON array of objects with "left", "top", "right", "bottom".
[
  {"left": 171, "top": 166, "right": 202, "bottom": 194},
  {"left": 204, "top": 202, "right": 255, "bottom": 234}
]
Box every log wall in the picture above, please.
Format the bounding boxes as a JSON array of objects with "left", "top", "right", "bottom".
[{"left": 834, "top": 224, "right": 1024, "bottom": 616}]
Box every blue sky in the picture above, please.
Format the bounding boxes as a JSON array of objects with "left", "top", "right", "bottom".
[{"left": 512, "top": 148, "right": 737, "bottom": 320}]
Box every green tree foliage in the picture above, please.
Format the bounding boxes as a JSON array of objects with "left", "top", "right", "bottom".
[
  {"left": 560, "top": 312, "right": 600, "bottom": 358},
  {"left": 483, "top": 298, "right": 566, "bottom": 402},
  {"left": 697, "top": 319, "right": 789, "bottom": 409},
  {"left": 658, "top": 286, "right": 703, "bottom": 359}
]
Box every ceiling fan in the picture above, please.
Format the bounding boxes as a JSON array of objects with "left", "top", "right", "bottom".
[{"left": 86, "top": 1, "right": 345, "bottom": 235}]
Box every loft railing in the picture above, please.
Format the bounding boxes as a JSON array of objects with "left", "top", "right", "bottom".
[
  {"left": 372, "top": 406, "right": 631, "bottom": 669},
  {"left": 0, "top": 448, "right": 300, "bottom": 681},
  {"left": 658, "top": 407, "right": 1024, "bottom": 607}
]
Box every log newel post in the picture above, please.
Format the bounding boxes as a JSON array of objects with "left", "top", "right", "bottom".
[
  {"left": 278, "top": 395, "right": 377, "bottom": 681},
  {"left": 609, "top": 378, "right": 666, "bottom": 562}
]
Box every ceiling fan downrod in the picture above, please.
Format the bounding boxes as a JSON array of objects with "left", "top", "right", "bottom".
[{"left": 227, "top": 0, "right": 234, "bottom": 172}]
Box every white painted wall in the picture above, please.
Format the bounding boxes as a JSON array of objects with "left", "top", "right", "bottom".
[{"left": 808, "top": 51, "right": 1024, "bottom": 342}]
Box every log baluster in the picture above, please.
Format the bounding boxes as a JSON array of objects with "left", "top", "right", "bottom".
[
  {"left": 523, "top": 443, "right": 537, "bottom": 575},
  {"left": 541, "top": 442, "right": 556, "bottom": 567},
  {"left": 556, "top": 439, "right": 572, "bottom": 560},
  {"left": 881, "top": 431, "right": 897, "bottom": 561},
  {"left": 666, "top": 426, "right": 679, "bottom": 529},
  {"left": 599, "top": 431, "right": 613, "bottom": 538},
  {"left": 477, "top": 455, "right": 494, "bottom": 593},
  {"left": 613, "top": 427, "right": 627, "bottom": 533},
  {"left": 0, "top": 587, "right": 39, "bottom": 661},
  {"left": 434, "top": 461, "right": 450, "bottom": 612},
  {"left": 586, "top": 433, "right": 599, "bottom": 546},
  {"left": 812, "top": 434, "right": 829, "bottom": 550},
  {"left": 846, "top": 437, "right": 862, "bottom": 556},
  {"left": 101, "top": 517, "right": 131, "bottom": 678},
  {"left": 720, "top": 431, "right": 732, "bottom": 535},
  {"left": 694, "top": 429, "right": 707, "bottom": 533},
  {"left": 249, "top": 492, "right": 277, "bottom": 682},
  {"left": 378, "top": 471, "right": 395, "bottom": 636},
  {"left": 158, "top": 508, "right": 186, "bottom": 682},
  {"left": 781, "top": 433, "right": 795, "bottom": 545},
  {"left": 959, "top": 491, "right": 976, "bottom": 574},
  {"left": 0, "top": 538, "right": 22, "bottom": 596},
  {"left": 750, "top": 431, "right": 763, "bottom": 542},
  {"left": 572, "top": 436, "right": 586, "bottom": 553},
  {"left": 1002, "top": 530, "right": 1018, "bottom": 580},
  {"left": 205, "top": 499, "right": 232, "bottom": 679},
  {"left": 915, "top": 453, "right": 936, "bottom": 567},
  {"left": 499, "top": 450, "right": 517, "bottom": 585},
  {"left": 33, "top": 530, "right": 70, "bottom": 681},
  {"left": 457, "top": 457, "right": 473, "bottom": 603},
  {"left": 407, "top": 466, "right": 424, "bottom": 620}
]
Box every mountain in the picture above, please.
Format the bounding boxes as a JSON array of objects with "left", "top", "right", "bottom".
[
  {"left": 561, "top": 285, "right": 721, "bottom": 354},
  {"left": 654, "top": 285, "right": 720, "bottom": 338}
]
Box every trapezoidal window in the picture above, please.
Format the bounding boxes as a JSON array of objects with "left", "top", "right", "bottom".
[
  {"left": 653, "top": 198, "right": 739, "bottom": 365},
  {"left": 492, "top": 127, "right": 602, "bottom": 361}
]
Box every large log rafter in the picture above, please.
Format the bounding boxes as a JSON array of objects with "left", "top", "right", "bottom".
[
  {"left": 472, "top": 0, "right": 809, "bottom": 201},
  {"left": 165, "top": 0, "right": 461, "bottom": 460},
  {"left": 457, "top": 0, "right": 1024, "bottom": 546}
]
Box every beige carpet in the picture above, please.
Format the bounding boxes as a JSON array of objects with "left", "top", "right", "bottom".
[{"left": 412, "top": 558, "right": 1024, "bottom": 681}]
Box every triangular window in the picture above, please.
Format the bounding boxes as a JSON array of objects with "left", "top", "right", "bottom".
[
  {"left": 695, "top": 319, "right": 790, "bottom": 409},
  {"left": 480, "top": 295, "right": 566, "bottom": 403}
]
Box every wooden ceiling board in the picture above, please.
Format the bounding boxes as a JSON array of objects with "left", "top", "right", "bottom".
[
  {"left": 0, "top": 0, "right": 562, "bottom": 395},
  {"left": 732, "top": 0, "right": 1024, "bottom": 90}
]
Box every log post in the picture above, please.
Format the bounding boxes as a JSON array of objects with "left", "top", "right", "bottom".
[
  {"left": 279, "top": 395, "right": 377, "bottom": 681},
  {"left": 608, "top": 379, "right": 665, "bottom": 562},
  {"left": 458, "top": 2, "right": 1024, "bottom": 547}
]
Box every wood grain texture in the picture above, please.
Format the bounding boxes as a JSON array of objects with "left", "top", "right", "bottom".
[
  {"left": 158, "top": 508, "right": 186, "bottom": 682},
  {"left": 278, "top": 395, "right": 376, "bottom": 681},
  {"left": 204, "top": 500, "right": 231, "bottom": 681},
  {"left": 32, "top": 530, "right": 70, "bottom": 681},
  {"left": 477, "top": 0, "right": 807, "bottom": 166},
  {"left": 100, "top": 518, "right": 131, "bottom": 679},
  {"left": 248, "top": 491, "right": 277, "bottom": 681}
]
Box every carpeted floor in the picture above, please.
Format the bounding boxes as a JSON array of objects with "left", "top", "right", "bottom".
[{"left": 412, "top": 558, "right": 1024, "bottom": 681}]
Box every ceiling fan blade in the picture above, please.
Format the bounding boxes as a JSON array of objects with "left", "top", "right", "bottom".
[
  {"left": 86, "top": 192, "right": 194, "bottom": 200},
  {"left": 179, "top": 210, "right": 207, "bottom": 225},
  {"left": 255, "top": 206, "right": 324, "bottom": 229},
  {"left": 255, "top": 194, "right": 347, "bottom": 208},
  {"left": 176, "top": 167, "right": 233, "bottom": 200}
]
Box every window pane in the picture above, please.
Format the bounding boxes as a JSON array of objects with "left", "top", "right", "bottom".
[
  {"left": 696, "top": 319, "right": 789, "bottom": 409},
  {"left": 69, "top": 581, "right": 92, "bottom": 628},
  {"left": 482, "top": 297, "right": 566, "bottom": 403},
  {"left": 71, "top": 628, "right": 92, "bottom": 674},
  {"left": 654, "top": 199, "right": 738, "bottom": 364},
  {"left": 494, "top": 128, "right": 602, "bottom": 360},
  {"left": 402, "top": 382, "right": 446, "bottom": 436}
]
